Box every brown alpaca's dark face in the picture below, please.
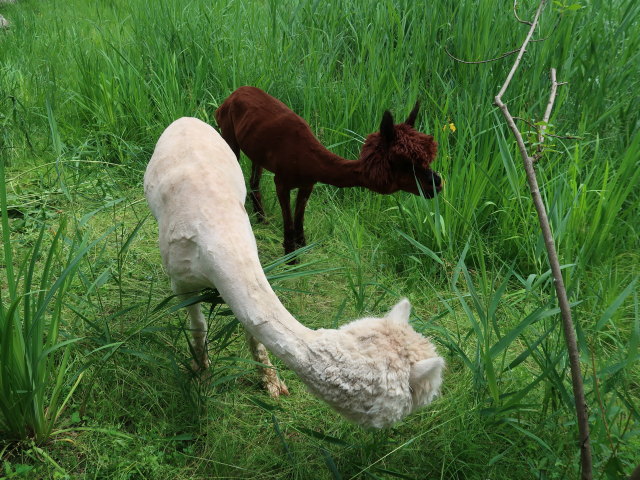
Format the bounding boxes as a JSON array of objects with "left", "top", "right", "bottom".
[
  {"left": 363, "top": 103, "right": 443, "bottom": 198},
  {"left": 389, "top": 126, "right": 442, "bottom": 197},
  {"left": 394, "top": 162, "right": 443, "bottom": 198}
]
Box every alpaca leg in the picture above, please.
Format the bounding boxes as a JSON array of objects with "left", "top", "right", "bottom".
[
  {"left": 245, "top": 331, "right": 289, "bottom": 397},
  {"left": 249, "top": 163, "right": 266, "bottom": 221},
  {"left": 185, "top": 303, "right": 210, "bottom": 370},
  {"left": 275, "top": 179, "right": 296, "bottom": 256},
  {"left": 293, "top": 184, "right": 314, "bottom": 248},
  {"left": 173, "top": 282, "right": 210, "bottom": 370}
]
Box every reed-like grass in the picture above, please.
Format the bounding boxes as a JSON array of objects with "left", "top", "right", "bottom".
[
  {"left": 1, "top": 0, "right": 638, "bottom": 477},
  {"left": 0, "top": 159, "right": 98, "bottom": 444}
]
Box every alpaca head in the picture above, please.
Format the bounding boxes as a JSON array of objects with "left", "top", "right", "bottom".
[
  {"left": 300, "top": 299, "right": 445, "bottom": 429},
  {"left": 360, "top": 102, "right": 442, "bottom": 198}
]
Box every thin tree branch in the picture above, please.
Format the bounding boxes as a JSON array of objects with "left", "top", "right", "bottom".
[
  {"left": 514, "top": 0, "right": 533, "bottom": 25},
  {"left": 495, "top": 0, "right": 546, "bottom": 102},
  {"left": 492, "top": 1, "right": 594, "bottom": 478},
  {"left": 515, "top": 0, "right": 562, "bottom": 42},
  {"left": 531, "top": 17, "right": 562, "bottom": 43},
  {"left": 540, "top": 68, "right": 559, "bottom": 134},
  {"left": 513, "top": 116, "right": 582, "bottom": 140},
  {"left": 447, "top": 4, "right": 559, "bottom": 66},
  {"left": 533, "top": 67, "right": 563, "bottom": 161},
  {"left": 444, "top": 47, "right": 520, "bottom": 65}
]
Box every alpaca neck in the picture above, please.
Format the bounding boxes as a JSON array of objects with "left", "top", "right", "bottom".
[
  {"left": 208, "top": 241, "right": 316, "bottom": 367},
  {"left": 311, "top": 146, "right": 390, "bottom": 193},
  {"left": 302, "top": 144, "right": 361, "bottom": 187}
]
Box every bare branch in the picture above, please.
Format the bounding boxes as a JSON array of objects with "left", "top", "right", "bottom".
[
  {"left": 514, "top": 0, "right": 533, "bottom": 25},
  {"left": 492, "top": 1, "right": 594, "bottom": 478},
  {"left": 533, "top": 68, "right": 566, "bottom": 161},
  {"left": 514, "top": 116, "right": 582, "bottom": 144},
  {"left": 513, "top": 116, "right": 541, "bottom": 130},
  {"left": 447, "top": 3, "right": 559, "bottom": 66},
  {"left": 542, "top": 68, "right": 560, "bottom": 127},
  {"left": 444, "top": 46, "right": 520, "bottom": 65},
  {"left": 495, "top": 0, "right": 546, "bottom": 103},
  {"left": 531, "top": 17, "right": 562, "bottom": 43}
]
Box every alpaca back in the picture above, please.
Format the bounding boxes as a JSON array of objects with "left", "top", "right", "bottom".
[
  {"left": 215, "top": 86, "right": 328, "bottom": 176},
  {"left": 144, "top": 117, "right": 314, "bottom": 354},
  {"left": 144, "top": 117, "right": 246, "bottom": 224},
  {"left": 144, "top": 117, "right": 256, "bottom": 292}
]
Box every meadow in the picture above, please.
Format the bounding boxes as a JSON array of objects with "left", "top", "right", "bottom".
[{"left": 1, "top": 0, "right": 639, "bottom": 478}]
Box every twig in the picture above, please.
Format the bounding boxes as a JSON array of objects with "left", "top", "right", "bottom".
[
  {"left": 514, "top": 0, "right": 533, "bottom": 25},
  {"left": 446, "top": 5, "right": 560, "bottom": 66},
  {"left": 513, "top": 116, "right": 582, "bottom": 141},
  {"left": 444, "top": 46, "right": 520, "bottom": 65},
  {"left": 514, "top": 0, "right": 562, "bottom": 42},
  {"left": 494, "top": 0, "right": 545, "bottom": 102},
  {"left": 542, "top": 69, "right": 563, "bottom": 124},
  {"left": 531, "top": 17, "right": 562, "bottom": 43},
  {"left": 533, "top": 68, "right": 569, "bottom": 161},
  {"left": 492, "top": 1, "right": 594, "bottom": 478}
]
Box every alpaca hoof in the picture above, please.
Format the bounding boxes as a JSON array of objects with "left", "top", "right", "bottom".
[
  {"left": 283, "top": 241, "right": 297, "bottom": 262},
  {"left": 262, "top": 367, "right": 290, "bottom": 397},
  {"left": 286, "top": 256, "right": 299, "bottom": 266},
  {"left": 191, "top": 357, "right": 210, "bottom": 372},
  {"left": 265, "top": 377, "right": 290, "bottom": 398}
]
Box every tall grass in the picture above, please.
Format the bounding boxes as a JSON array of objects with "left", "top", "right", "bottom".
[
  {"left": 0, "top": 158, "right": 103, "bottom": 443},
  {"left": 1, "top": 0, "right": 638, "bottom": 477}
]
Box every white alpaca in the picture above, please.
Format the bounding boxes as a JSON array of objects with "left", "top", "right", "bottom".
[{"left": 144, "top": 117, "right": 445, "bottom": 428}]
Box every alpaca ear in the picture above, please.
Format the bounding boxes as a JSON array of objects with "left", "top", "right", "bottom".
[
  {"left": 410, "top": 357, "right": 445, "bottom": 390},
  {"left": 387, "top": 298, "right": 411, "bottom": 323},
  {"left": 380, "top": 110, "right": 395, "bottom": 143},
  {"left": 405, "top": 101, "right": 420, "bottom": 127}
]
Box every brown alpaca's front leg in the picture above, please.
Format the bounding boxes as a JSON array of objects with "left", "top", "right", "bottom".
[
  {"left": 293, "top": 184, "right": 314, "bottom": 249},
  {"left": 245, "top": 332, "right": 289, "bottom": 397},
  {"left": 249, "top": 163, "right": 266, "bottom": 222},
  {"left": 275, "top": 180, "right": 296, "bottom": 257}
]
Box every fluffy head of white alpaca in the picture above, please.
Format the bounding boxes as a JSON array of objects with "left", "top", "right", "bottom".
[{"left": 298, "top": 299, "right": 444, "bottom": 429}]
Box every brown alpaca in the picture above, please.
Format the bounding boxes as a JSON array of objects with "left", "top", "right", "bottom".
[{"left": 215, "top": 86, "right": 442, "bottom": 255}]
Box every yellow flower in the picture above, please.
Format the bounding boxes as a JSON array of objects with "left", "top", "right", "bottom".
[{"left": 443, "top": 121, "right": 456, "bottom": 133}]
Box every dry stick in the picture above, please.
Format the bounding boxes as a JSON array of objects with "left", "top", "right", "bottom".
[
  {"left": 444, "top": 46, "right": 521, "bottom": 65},
  {"left": 445, "top": 13, "right": 559, "bottom": 66},
  {"left": 492, "top": 1, "right": 593, "bottom": 479},
  {"left": 513, "top": 116, "right": 582, "bottom": 141},
  {"left": 513, "top": 0, "right": 533, "bottom": 25},
  {"left": 534, "top": 69, "right": 569, "bottom": 161}
]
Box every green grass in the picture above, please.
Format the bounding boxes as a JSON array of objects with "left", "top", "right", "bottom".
[{"left": 1, "top": 0, "right": 639, "bottom": 478}]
